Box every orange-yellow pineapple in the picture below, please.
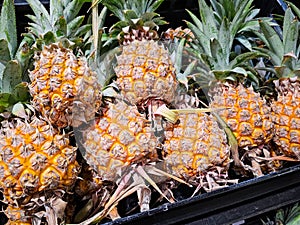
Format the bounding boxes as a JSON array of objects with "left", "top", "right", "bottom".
[
  {"left": 29, "top": 44, "right": 101, "bottom": 128},
  {"left": 162, "top": 111, "right": 231, "bottom": 188},
  {"left": 256, "top": 8, "right": 300, "bottom": 159},
  {"left": 209, "top": 83, "right": 273, "bottom": 148},
  {"left": 0, "top": 116, "right": 79, "bottom": 209},
  {"left": 115, "top": 40, "right": 177, "bottom": 107},
  {"left": 81, "top": 99, "right": 159, "bottom": 182}
]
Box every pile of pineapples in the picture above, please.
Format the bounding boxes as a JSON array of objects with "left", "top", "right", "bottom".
[{"left": 0, "top": 0, "right": 299, "bottom": 224}]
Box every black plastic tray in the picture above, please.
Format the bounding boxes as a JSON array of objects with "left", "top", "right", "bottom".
[{"left": 102, "top": 164, "right": 300, "bottom": 225}]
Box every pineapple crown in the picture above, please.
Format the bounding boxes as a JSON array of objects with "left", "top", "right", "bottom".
[
  {"left": 0, "top": 0, "right": 30, "bottom": 113},
  {"left": 186, "top": 0, "right": 268, "bottom": 85},
  {"left": 99, "top": 0, "right": 168, "bottom": 44},
  {"left": 255, "top": 3, "right": 300, "bottom": 79},
  {"left": 24, "top": 0, "right": 91, "bottom": 51}
]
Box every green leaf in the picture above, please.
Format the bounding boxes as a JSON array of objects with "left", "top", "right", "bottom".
[
  {"left": 0, "top": 93, "right": 16, "bottom": 109},
  {"left": 235, "top": 36, "right": 253, "bottom": 51},
  {"left": 124, "top": 10, "right": 138, "bottom": 20},
  {"left": 101, "top": 0, "right": 126, "bottom": 20},
  {"left": 54, "top": 16, "right": 67, "bottom": 37},
  {"left": 15, "top": 38, "right": 34, "bottom": 82},
  {"left": 230, "top": 67, "right": 248, "bottom": 76},
  {"left": 218, "top": 18, "right": 231, "bottom": 64},
  {"left": 275, "top": 65, "right": 293, "bottom": 78},
  {"left": 26, "top": 0, "right": 51, "bottom": 30},
  {"left": 50, "top": 0, "right": 64, "bottom": 25},
  {"left": 98, "top": 6, "right": 108, "bottom": 30},
  {"left": 141, "top": 12, "right": 158, "bottom": 22},
  {"left": 258, "top": 20, "right": 284, "bottom": 61},
  {"left": 198, "top": 0, "right": 218, "bottom": 40},
  {"left": 1, "top": 60, "right": 22, "bottom": 93},
  {"left": 283, "top": 8, "right": 299, "bottom": 54},
  {"left": 288, "top": 1, "right": 300, "bottom": 19},
  {"left": 67, "top": 16, "right": 85, "bottom": 37},
  {"left": 0, "top": 39, "right": 11, "bottom": 64},
  {"left": 185, "top": 20, "right": 210, "bottom": 54},
  {"left": 64, "top": 0, "right": 85, "bottom": 22},
  {"left": 43, "top": 31, "right": 56, "bottom": 45},
  {"left": 231, "top": 0, "right": 253, "bottom": 36},
  {"left": 0, "top": 0, "right": 17, "bottom": 58},
  {"left": 186, "top": 9, "right": 203, "bottom": 32},
  {"left": 148, "top": 0, "right": 164, "bottom": 12},
  {"left": 253, "top": 46, "right": 281, "bottom": 66},
  {"left": 210, "top": 38, "right": 225, "bottom": 69},
  {"left": 174, "top": 38, "right": 185, "bottom": 73},
  {"left": 74, "top": 24, "right": 92, "bottom": 39},
  {"left": 209, "top": 0, "right": 224, "bottom": 24},
  {"left": 230, "top": 51, "right": 268, "bottom": 69},
  {"left": 12, "top": 82, "right": 30, "bottom": 102}
]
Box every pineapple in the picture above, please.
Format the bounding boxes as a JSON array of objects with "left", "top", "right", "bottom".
[
  {"left": 29, "top": 44, "right": 101, "bottom": 128},
  {"left": 186, "top": 0, "right": 274, "bottom": 175},
  {"left": 255, "top": 5, "right": 300, "bottom": 159},
  {"left": 114, "top": 39, "right": 177, "bottom": 107},
  {"left": 162, "top": 110, "right": 232, "bottom": 190},
  {"left": 99, "top": 0, "right": 178, "bottom": 108},
  {"left": 81, "top": 99, "right": 159, "bottom": 182},
  {"left": 25, "top": 0, "right": 102, "bottom": 128},
  {"left": 0, "top": 116, "right": 79, "bottom": 202}
]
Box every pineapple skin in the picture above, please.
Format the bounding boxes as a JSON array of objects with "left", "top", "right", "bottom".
[
  {"left": 29, "top": 43, "right": 102, "bottom": 128},
  {"left": 4, "top": 204, "right": 32, "bottom": 225},
  {"left": 163, "top": 112, "right": 231, "bottom": 182},
  {"left": 115, "top": 40, "right": 177, "bottom": 106},
  {"left": 272, "top": 77, "right": 300, "bottom": 159},
  {"left": 0, "top": 116, "right": 80, "bottom": 205},
  {"left": 209, "top": 82, "right": 274, "bottom": 148},
  {"left": 82, "top": 100, "right": 159, "bottom": 182}
]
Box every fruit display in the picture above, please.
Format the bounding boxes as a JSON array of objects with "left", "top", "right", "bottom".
[{"left": 0, "top": 0, "right": 300, "bottom": 224}]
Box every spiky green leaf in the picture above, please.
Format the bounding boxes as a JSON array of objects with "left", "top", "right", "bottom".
[
  {"left": 64, "top": 0, "right": 85, "bottom": 22},
  {"left": 0, "top": 39, "right": 11, "bottom": 65},
  {"left": 229, "top": 51, "right": 268, "bottom": 69},
  {"left": 67, "top": 16, "right": 85, "bottom": 37},
  {"left": 124, "top": 10, "right": 138, "bottom": 20},
  {"left": 74, "top": 24, "right": 92, "bottom": 39},
  {"left": 12, "top": 82, "right": 30, "bottom": 102},
  {"left": 1, "top": 60, "right": 22, "bottom": 93},
  {"left": 198, "top": 0, "right": 218, "bottom": 40},
  {"left": 236, "top": 36, "right": 253, "bottom": 51},
  {"left": 26, "top": 0, "right": 51, "bottom": 30},
  {"left": 218, "top": 18, "right": 231, "bottom": 64},
  {"left": 0, "top": 93, "right": 16, "bottom": 111},
  {"left": 283, "top": 8, "right": 298, "bottom": 54},
  {"left": 174, "top": 38, "right": 185, "bottom": 73},
  {"left": 258, "top": 20, "right": 284, "bottom": 61},
  {"left": 54, "top": 16, "right": 68, "bottom": 37},
  {"left": 288, "top": 1, "right": 300, "bottom": 19},
  {"left": 0, "top": 0, "right": 17, "bottom": 58},
  {"left": 148, "top": 0, "right": 164, "bottom": 12},
  {"left": 210, "top": 38, "right": 226, "bottom": 69},
  {"left": 50, "top": 0, "right": 64, "bottom": 25}
]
